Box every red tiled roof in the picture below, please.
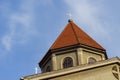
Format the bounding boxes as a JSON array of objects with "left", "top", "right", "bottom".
[{"left": 50, "top": 21, "right": 105, "bottom": 50}]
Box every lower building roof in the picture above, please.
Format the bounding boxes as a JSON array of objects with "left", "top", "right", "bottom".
[{"left": 22, "top": 57, "right": 120, "bottom": 80}]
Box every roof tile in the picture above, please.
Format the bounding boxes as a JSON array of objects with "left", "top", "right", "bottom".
[{"left": 50, "top": 21, "right": 105, "bottom": 50}]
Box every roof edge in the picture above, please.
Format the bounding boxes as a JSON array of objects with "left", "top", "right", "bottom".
[{"left": 25, "top": 57, "right": 120, "bottom": 79}]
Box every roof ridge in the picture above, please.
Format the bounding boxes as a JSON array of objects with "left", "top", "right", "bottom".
[
  {"left": 71, "top": 22, "right": 105, "bottom": 50},
  {"left": 70, "top": 22, "right": 80, "bottom": 43},
  {"left": 50, "top": 21, "right": 105, "bottom": 50}
]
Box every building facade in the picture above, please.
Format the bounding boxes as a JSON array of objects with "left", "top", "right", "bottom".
[{"left": 21, "top": 20, "right": 120, "bottom": 80}]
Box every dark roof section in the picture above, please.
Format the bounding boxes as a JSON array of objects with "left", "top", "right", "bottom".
[{"left": 50, "top": 21, "right": 105, "bottom": 50}]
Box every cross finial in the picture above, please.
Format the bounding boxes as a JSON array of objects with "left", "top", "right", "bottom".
[
  {"left": 34, "top": 67, "right": 38, "bottom": 74},
  {"left": 67, "top": 13, "right": 73, "bottom": 22}
]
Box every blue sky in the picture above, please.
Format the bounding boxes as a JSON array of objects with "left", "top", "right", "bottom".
[{"left": 0, "top": 0, "right": 120, "bottom": 80}]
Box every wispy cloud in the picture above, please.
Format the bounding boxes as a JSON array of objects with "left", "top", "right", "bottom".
[
  {"left": 1, "top": 0, "right": 38, "bottom": 51},
  {"left": 64, "top": 0, "right": 109, "bottom": 38}
]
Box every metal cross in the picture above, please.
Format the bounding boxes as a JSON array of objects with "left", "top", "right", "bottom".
[
  {"left": 34, "top": 67, "right": 38, "bottom": 74},
  {"left": 67, "top": 13, "right": 72, "bottom": 20}
]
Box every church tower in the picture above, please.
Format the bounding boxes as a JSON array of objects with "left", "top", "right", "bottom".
[
  {"left": 21, "top": 20, "right": 120, "bottom": 80},
  {"left": 39, "top": 20, "right": 107, "bottom": 72}
]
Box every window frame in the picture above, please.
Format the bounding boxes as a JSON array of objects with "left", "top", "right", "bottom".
[
  {"left": 46, "top": 66, "right": 51, "bottom": 72},
  {"left": 88, "top": 57, "right": 97, "bottom": 64},
  {"left": 63, "top": 57, "right": 73, "bottom": 69}
]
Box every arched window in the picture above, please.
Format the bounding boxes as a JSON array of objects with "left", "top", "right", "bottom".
[
  {"left": 63, "top": 57, "right": 73, "bottom": 68},
  {"left": 88, "top": 57, "right": 97, "bottom": 64},
  {"left": 46, "top": 66, "right": 51, "bottom": 72}
]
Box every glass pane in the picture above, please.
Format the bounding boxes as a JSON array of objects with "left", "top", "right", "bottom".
[
  {"left": 88, "top": 57, "right": 96, "bottom": 64},
  {"left": 63, "top": 57, "right": 73, "bottom": 68},
  {"left": 46, "top": 66, "right": 51, "bottom": 72}
]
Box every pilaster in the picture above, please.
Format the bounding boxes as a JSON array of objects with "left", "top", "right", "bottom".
[
  {"left": 52, "top": 54, "right": 57, "bottom": 70},
  {"left": 77, "top": 48, "right": 83, "bottom": 65}
]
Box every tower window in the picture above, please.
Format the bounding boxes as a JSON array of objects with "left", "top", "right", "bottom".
[
  {"left": 63, "top": 57, "right": 73, "bottom": 68},
  {"left": 88, "top": 57, "right": 97, "bottom": 64},
  {"left": 46, "top": 66, "right": 51, "bottom": 72}
]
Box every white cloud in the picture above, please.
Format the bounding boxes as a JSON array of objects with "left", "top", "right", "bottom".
[
  {"left": 1, "top": 0, "right": 54, "bottom": 51},
  {"left": 2, "top": 35, "right": 12, "bottom": 51},
  {"left": 64, "top": 0, "right": 109, "bottom": 38},
  {"left": 1, "top": 0, "right": 38, "bottom": 51}
]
